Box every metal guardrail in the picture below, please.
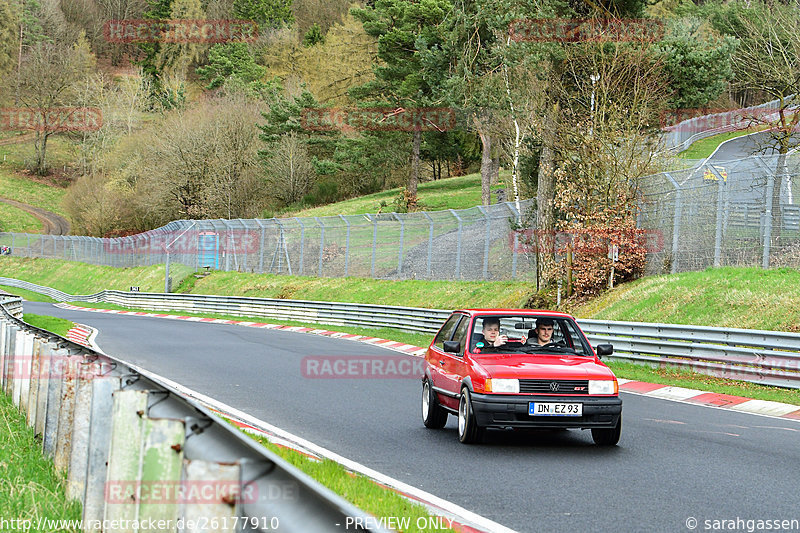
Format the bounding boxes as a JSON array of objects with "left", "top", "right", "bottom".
[
  {"left": 0, "top": 295, "right": 388, "bottom": 533},
  {"left": 2, "top": 277, "right": 799, "bottom": 389}
]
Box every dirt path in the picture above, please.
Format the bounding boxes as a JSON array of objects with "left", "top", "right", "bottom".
[{"left": 0, "top": 197, "right": 70, "bottom": 235}]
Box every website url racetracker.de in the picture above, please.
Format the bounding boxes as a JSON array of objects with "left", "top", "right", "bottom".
[
  {"left": 0, "top": 516, "right": 280, "bottom": 531},
  {"left": 686, "top": 517, "right": 800, "bottom": 532}
]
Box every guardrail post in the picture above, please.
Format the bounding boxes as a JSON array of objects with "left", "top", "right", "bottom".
[
  {"left": 83, "top": 374, "right": 121, "bottom": 529},
  {"left": 423, "top": 212, "right": 433, "bottom": 279},
  {"left": 393, "top": 213, "right": 405, "bottom": 276},
  {"left": 54, "top": 350, "right": 84, "bottom": 474},
  {"left": 105, "top": 389, "right": 150, "bottom": 526},
  {"left": 26, "top": 337, "right": 42, "bottom": 428},
  {"left": 294, "top": 217, "right": 305, "bottom": 275},
  {"left": 449, "top": 209, "right": 463, "bottom": 280},
  {"left": 339, "top": 215, "right": 350, "bottom": 277}
]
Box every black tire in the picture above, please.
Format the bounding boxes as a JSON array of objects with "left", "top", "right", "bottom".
[
  {"left": 592, "top": 415, "right": 621, "bottom": 446},
  {"left": 457, "top": 388, "right": 485, "bottom": 444},
  {"left": 422, "top": 379, "right": 448, "bottom": 429}
]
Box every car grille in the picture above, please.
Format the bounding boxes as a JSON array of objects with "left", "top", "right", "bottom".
[{"left": 519, "top": 379, "right": 590, "bottom": 394}]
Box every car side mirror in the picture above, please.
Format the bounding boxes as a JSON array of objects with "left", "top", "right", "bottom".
[
  {"left": 596, "top": 344, "right": 613, "bottom": 358},
  {"left": 443, "top": 340, "right": 461, "bottom": 353}
]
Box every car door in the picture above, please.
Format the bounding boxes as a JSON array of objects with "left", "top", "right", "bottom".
[
  {"left": 427, "top": 313, "right": 462, "bottom": 400},
  {"left": 438, "top": 314, "right": 471, "bottom": 408}
]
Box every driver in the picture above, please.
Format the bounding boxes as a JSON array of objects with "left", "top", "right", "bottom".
[{"left": 530, "top": 317, "right": 556, "bottom": 346}]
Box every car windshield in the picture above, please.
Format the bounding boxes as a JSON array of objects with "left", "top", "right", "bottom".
[{"left": 469, "top": 315, "right": 592, "bottom": 356}]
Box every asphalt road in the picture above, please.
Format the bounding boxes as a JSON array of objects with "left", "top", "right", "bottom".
[
  {"left": 27, "top": 302, "right": 800, "bottom": 533},
  {"left": 708, "top": 131, "right": 780, "bottom": 162}
]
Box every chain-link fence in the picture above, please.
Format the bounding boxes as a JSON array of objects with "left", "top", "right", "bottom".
[
  {"left": 639, "top": 152, "right": 800, "bottom": 274},
  {"left": 3, "top": 152, "right": 800, "bottom": 282},
  {"left": 0, "top": 201, "right": 539, "bottom": 281}
]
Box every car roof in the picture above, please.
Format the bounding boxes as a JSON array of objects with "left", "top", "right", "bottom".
[{"left": 455, "top": 309, "right": 575, "bottom": 319}]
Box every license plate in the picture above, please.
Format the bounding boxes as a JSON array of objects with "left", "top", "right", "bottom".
[{"left": 529, "top": 402, "right": 582, "bottom": 416}]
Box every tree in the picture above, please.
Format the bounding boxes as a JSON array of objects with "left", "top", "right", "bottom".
[
  {"left": 351, "top": 0, "right": 453, "bottom": 208},
  {"left": 0, "top": 1, "right": 18, "bottom": 94},
  {"left": 197, "top": 42, "right": 269, "bottom": 91},
  {"left": 155, "top": 0, "right": 207, "bottom": 77},
  {"left": 728, "top": 1, "right": 800, "bottom": 245},
  {"left": 16, "top": 38, "right": 94, "bottom": 175},
  {"left": 263, "top": 131, "right": 315, "bottom": 204},
  {"left": 233, "top": 0, "right": 294, "bottom": 28},
  {"left": 655, "top": 17, "right": 738, "bottom": 109}
]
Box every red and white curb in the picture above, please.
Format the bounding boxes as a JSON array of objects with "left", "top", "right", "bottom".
[
  {"left": 66, "top": 323, "right": 92, "bottom": 346},
  {"left": 54, "top": 303, "right": 427, "bottom": 357},
  {"left": 617, "top": 379, "right": 800, "bottom": 421}
]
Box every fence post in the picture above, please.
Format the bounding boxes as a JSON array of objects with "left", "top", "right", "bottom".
[
  {"left": 762, "top": 165, "right": 776, "bottom": 269},
  {"left": 339, "top": 215, "right": 350, "bottom": 277},
  {"left": 449, "top": 209, "right": 463, "bottom": 280},
  {"left": 369, "top": 214, "right": 377, "bottom": 278},
  {"left": 423, "top": 212, "right": 433, "bottom": 279},
  {"left": 504, "top": 202, "right": 520, "bottom": 279},
  {"left": 316, "top": 217, "right": 325, "bottom": 277},
  {"left": 477, "top": 206, "right": 491, "bottom": 280},
  {"left": 393, "top": 213, "right": 405, "bottom": 276},
  {"left": 711, "top": 166, "right": 726, "bottom": 267},
  {"left": 256, "top": 219, "right": 266, "bottom": 273},
  {"left": 294, "top": 217, "right": 305, "bottom": 275},
  {"left": 664, "top": 172, "right": 683, "bottom": 274}
]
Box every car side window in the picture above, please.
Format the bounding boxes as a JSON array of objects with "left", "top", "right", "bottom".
[
  {"left": 433, "top": 314, "right": 462, "bottom": 349},
  {"left": 450, "top": 315, "right": 470, "bottom": 354}
]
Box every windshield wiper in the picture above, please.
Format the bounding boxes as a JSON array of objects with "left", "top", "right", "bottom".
[{"left": 517, "top": 344, "right": 581, "bottom": 355}]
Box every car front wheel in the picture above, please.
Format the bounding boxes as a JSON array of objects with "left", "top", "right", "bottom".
[
  {"left": 458, "top": 388, "right": 484, "bottom": 444},
  {"left": 422, "top": 379, "right": 448, "bottom": 429},
  {"left": 591, "top": 415, "right": 621, "bottom": 446}
]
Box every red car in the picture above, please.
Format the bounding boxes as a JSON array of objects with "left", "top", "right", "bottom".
[{"left": 421, "top": 309, "right": 622, "bottom": 445}]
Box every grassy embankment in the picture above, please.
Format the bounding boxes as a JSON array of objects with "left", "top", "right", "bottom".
[
  {"left": 0, "top": 136, "right": 72, "bottom": 232},
  {"left": 290, "top": 171, "right": 511, "bottom": 217},
  {"left": 0, "top": 389, "right": 82, "bottom": 531}
]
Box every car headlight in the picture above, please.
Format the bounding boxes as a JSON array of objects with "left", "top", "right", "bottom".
[
  {"left": 486, "top": 378, "right": 519, "bottom": 393},
  {"left": 588, "top": 380, "right": 618, "bottom": 395}
]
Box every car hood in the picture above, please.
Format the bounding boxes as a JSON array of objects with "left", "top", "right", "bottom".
[{"left": 471, "top": 353, "right": 616, "bottom": 380}]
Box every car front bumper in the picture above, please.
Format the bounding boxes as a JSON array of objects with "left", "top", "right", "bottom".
[{"left": 470, "top": 392, "right": 622, "bottom": 429}]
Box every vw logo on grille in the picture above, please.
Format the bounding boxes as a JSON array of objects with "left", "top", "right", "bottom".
[{"left": 549, "top": 381, "right": 560, "bottom": 392}]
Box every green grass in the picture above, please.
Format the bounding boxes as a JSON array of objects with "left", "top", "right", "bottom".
[
  {"left": 242, "top": 431, "right": 456, "bottom": 533},
  {"left": 190, "top": 271, "right": 533, "bottom": 309},
  {"left": 0, "top": 202, "right": 42, "bottom": 233},
  {"left": 0, "top": 392, "right": 82, "bottom": 531},
  {"left": 573, "top": 266, "right": 800, "bottom": 332},
  {"left": 22, "top": 314, "right": 75, "bottom": 337},
  {"left": 0, "top": 257, "right": 194, "bottom": 296},
  {"left": 0, "top": 285, "right": 56, "bottom": 303},
  {"left": 290, "top": 172, "right": 512, "bottom": 217},
  {"left": 677, "top": 127, "right": 766, "bottom": 159}
]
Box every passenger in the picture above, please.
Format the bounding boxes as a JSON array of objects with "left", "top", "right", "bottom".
[{"left": 473, "top": 317, "right": 508, "bottom": 352}]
